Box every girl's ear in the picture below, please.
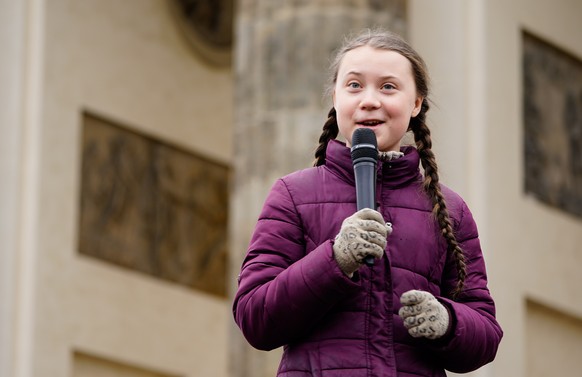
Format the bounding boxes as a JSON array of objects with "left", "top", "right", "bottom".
[{"left": 411, "top": 96, "right": 423, "bottom": 118}]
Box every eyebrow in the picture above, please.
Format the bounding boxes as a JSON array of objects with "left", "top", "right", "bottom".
[{"left": 344, "top": 70, "right": 400, "bottom": 82}]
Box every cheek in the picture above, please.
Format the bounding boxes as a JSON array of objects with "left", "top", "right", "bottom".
[
  {"left": 335, "top": 100, "right": 355, "bottom": 124},
  {"left": 336, "top": 116, "right": 350, "bottom": 136},
  {"left": 389, "top": 99, "right": 416, "bottom": 119},
  {"left": 335, "top": 110, "right": 355, "bottom": 143}
]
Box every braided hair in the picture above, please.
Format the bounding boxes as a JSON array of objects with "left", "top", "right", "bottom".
[{"left": 314, "top": 29, "right": 466, "bottom": 298}]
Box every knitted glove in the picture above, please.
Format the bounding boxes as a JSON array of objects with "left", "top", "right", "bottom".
[
  {"left": 333, "top": 208, "right": 392, "bottom": 277},
  {"left": 399, "top": 290, "right": 450, "bottom": 340}
]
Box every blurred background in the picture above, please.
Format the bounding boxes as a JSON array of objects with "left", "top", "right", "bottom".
[{"left": 1, "top": 0, "right": 581, "bottom": 376}]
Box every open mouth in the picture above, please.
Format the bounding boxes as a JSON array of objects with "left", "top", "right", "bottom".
[{"left": 357, "top": 120, "right": 384, "bottom": 126}]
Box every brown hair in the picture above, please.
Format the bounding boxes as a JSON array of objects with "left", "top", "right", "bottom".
[{"left": 314, "top": 29, "right": 466, "bottom": 298}]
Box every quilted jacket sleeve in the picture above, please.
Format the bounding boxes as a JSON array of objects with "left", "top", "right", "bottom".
[
  {"left": 428, "top": 199, "right": 503, "bottom": 373},
  {"left": 232, "top": 178, "right": 360, "bottom": 351}
]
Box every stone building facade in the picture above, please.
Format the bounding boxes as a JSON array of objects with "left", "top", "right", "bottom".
[{"left": 1, "top": 0, "right": 581, "bottom": 377}]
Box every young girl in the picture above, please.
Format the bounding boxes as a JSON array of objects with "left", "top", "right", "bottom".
[{"left": 233, "top": 29, "right": 503, "bottom": 377}]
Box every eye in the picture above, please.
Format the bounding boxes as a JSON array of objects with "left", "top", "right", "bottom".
[
  {"left": 382, "top": 83, "right": 396, "bottom": 90},
  {"left": 348, "top": 82, "right": 361, "bottom": 89}
]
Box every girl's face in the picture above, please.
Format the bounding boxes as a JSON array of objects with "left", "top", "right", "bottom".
[{"left": 333, "top": 45, "right": 423, "bottom": 152}]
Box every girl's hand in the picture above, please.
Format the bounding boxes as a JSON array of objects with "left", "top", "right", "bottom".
[
  {"left": 332, "top": 208, "right": 391, "bottom": 277},
  {"left": 399, "top": 290, "right": 450, "bottom": 340}
]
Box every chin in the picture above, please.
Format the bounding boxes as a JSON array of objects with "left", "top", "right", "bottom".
[{"left": 378, "top": 144, "right": 401, "bottom": 153}]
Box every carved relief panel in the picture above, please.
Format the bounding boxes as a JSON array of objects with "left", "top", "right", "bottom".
[
  {"left": 78, "top": 113, "right": 229, "bottom": 297},
  {"left": 523, "top": 32, "right": 582, "bottom": 218}
]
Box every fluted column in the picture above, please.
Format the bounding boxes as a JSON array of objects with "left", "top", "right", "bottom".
[{"left": 229, "top": 1, "right": 406, "bottom": 376}]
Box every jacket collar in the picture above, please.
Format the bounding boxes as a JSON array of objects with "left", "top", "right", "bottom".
[{"left": 324, "top": 139, "right": 423, "bottom": 189}]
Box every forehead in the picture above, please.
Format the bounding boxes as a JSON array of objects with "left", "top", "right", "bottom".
[{"left": 337, "top": 45, "right": 413, "bottom": 79}]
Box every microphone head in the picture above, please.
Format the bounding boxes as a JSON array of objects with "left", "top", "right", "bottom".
[{"left": 351, "top": 128, "right": 378, "bottom": 163}]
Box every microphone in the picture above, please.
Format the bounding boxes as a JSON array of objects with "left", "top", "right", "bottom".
[{"left": 350, "top": 127, "right": 378, "bottom": 267}]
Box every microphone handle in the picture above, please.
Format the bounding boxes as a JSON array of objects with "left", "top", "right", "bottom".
[{"left": 354, "top": 161, "right": 377, "bottom": 267}]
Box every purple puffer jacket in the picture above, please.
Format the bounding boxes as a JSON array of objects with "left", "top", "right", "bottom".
[{"left": 233, "top": 140, "right": 503, "bottom": 377}]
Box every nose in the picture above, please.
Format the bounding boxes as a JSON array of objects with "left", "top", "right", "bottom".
[{"left": 359, "top": 89, "right": 381, "bottom": 110}]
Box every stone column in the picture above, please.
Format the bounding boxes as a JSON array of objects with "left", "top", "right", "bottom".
[
  {"left": 0, "top": 1, "right": 44, "bottom": 377},
  {"left": 0, "top": 2, "right": 26, "bottom": 377},
  {"left": 229, "top": 1, "right": 406, "bottom": 376}
]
